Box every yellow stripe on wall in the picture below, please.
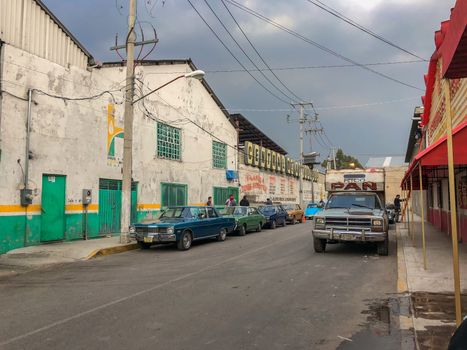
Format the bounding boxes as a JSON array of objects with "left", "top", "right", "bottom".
[
  {"left": 137, "top": 204, "right": 161, "bottom": 210},
  {"left": 0, "top": 204, "right": 41, "bottom": 213},
  {"left": 65, "top": 204, "right": 99, "bottom": 211}
]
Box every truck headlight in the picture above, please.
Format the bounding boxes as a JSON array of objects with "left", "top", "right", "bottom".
[
  {"left": 315, "top": 217, "right": 325, "bottom": 225},
  {"left": 167, "top": 227, "right": 174, "bottom": 234},
  {"left": 129, "top": 225, "right": 136, "bottom": 234},
  {"left": 372, "top": 219, "right": 383, "bottom": 227}
]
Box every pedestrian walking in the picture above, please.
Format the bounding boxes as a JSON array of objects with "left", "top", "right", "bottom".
[
  {"left": 265, "top": 198, "right": 273, "bottom": 205},
  {"left": 240, "top": 195, "right": 250, "bottom": 206},
  {"left": 206, "top": 196, "right": 213, "bottom": 207},
  {"left": 225, "top": 194, "right": 237, "bottom": 207}
]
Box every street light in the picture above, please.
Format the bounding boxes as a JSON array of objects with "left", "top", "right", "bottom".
[
  {"left": 120, "top": 69, "right": 205, "bottom": 244},
  {"left": 132, "top": 70, "right": 205, "bottom": 104}
]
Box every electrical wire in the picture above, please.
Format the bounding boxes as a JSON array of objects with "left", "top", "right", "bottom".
[
  {"left": 220, "top": 0, "right": 304, "bottom": 102},
  {"left": 199, "top": 0, "right": 298, "bottom": 103},
  {"left": 139, "top": 59, "right": 425, "bottom": 75},
  {"left": 224, "top": 0, "right": 424, "bottom": 91},
  {"left": 306, "top": 0, "right": 427, "bottom": 61},
  {"left": 186, "top": 0, "right": 292, "bottom": 105}
]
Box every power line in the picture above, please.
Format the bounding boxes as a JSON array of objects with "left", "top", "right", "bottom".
[
  {"left": 306, "top": 0, "right": 427, "bottom": 61},
  {"left": 224, "top": 0, "right": 424, "bottom": 91},
  {"left": 220, "top": 0, "right": 304, "bottom": 102},
  {"left": 197, "top": 0, "right": 297, "bottom": 103},
  {"left": 142, "top": 59, "right": 425, "bottom": 75},
  {"left": 186, "top": 0, "right": 292, "bottom": 105}
]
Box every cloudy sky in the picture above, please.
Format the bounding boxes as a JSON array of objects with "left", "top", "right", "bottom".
[{"left": 44, "top": 0, "right": 455, "bottom": 164}]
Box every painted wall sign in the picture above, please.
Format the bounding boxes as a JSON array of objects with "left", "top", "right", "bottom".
[
  {"left": 107, "top": 104, "right": 124, "bottom": 167},
  {"left": 243, "top": 141, "right": 313, "bottom": 179}
]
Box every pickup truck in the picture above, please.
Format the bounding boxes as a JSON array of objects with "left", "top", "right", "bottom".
[{"left": 312, "top": 169, "right": 389, "bottom": 256}]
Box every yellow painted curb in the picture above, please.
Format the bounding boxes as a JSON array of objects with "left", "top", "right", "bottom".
[{"left": 86, "top": 243, "right": 138, "bottom": 259}]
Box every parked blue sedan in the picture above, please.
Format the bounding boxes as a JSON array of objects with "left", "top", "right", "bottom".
[
  {"left": 258, "top": 205, "right": 287, "bottom": 229},
  {"left": 304, "top": 202, "right": 323, "bottom": 220},
  {"left": 130, "top": 206, "right": 236, "bottom": 251}
]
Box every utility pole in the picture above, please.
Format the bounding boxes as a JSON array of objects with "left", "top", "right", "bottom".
[
  {"left": 332, "top": 147, "right": 337, "bottom": 170},
  {"left": 290, "top": 102, "right": 313, "bottom": 209},
  {"left": 120, "top": 0, "right": 137, "bottom": 244}
]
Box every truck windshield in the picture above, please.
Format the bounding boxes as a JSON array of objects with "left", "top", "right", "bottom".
[{"left": 326, "top": 195, "right": 381, "bottom": 210}]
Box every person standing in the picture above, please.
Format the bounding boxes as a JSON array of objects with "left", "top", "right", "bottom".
[
  {"left": 206, "top": 196, "right": 213, "bottom": 207},
  {"left": 240, "top": 195, "right": 250, "bottom": 206},
  {"left": 266, "top": 198, "right": 273, "bottom": 205},
  {"left": 394, "top": 194, "right": 405, "bottom": 222},
  {"left": 225, "top": 194, "right": 237, "bottom": 206}
]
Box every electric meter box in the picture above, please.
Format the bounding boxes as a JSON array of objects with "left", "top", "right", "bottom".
[{"left": 82, "top": 189, "right": 92, "bottom": 205}]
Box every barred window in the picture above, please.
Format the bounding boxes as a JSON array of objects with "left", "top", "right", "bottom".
[
  {"left": 157, "top": 123, "right": 181, "bottom": 160},
  {"left": 212, "top": 141, "right": 227, "bottom": 169}
]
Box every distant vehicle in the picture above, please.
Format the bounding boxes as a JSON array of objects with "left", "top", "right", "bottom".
[
  {"left": 386, "top": 203, "right": 396, "bottom": 224},
  {"left": 304, "top": 202, "right": 323, "bottom": 220},
  {"left": 130, "top": 206, "right": 236, "bottom": 251},
  {"left": 282, "top": 204, "right": 304, "bottom": 224},
  {"left": 258, "top": 205, "right": 287, "bottom": 229},
  {"left": 312, "top": 169, "right": 389, "bottom": 256},
  {"left": 222, "top": 206, "right": 266, "bottom": 236}
]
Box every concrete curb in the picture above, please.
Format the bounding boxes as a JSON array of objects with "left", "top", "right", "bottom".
[
  {"left": 85, "top": 243, "right": 138, "bottom": 260},
  {"left": 396, "top": 225, "right": 419, "bottom": 350}
]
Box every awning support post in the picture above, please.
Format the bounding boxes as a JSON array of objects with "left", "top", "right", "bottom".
[
  {"left": 443, "top": 78, "right": 462, "bottom": 327},
  {"left": 410, "top": 175, "right": 415, "bottom": 244},
  {"left": 419, "top": 165, "right": 427, "bottom": 270},
  {"left": 406, "top": 184, "right": 411, "bottom": 236}
]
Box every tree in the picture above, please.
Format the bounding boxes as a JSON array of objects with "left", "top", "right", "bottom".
[{"left": 321, "top": 148, "right": 363, "bottom": 170}]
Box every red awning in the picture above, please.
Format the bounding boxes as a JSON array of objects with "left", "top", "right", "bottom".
[
  {"left": 440, "top": 0, "right": 467, "bottom": 79},
  {"left": 401, "top": 119, "right": 467, "bottom": 187}
]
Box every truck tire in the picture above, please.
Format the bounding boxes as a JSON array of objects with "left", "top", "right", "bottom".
[
  {"left": 238, "top": 224, "right": 246, "bottom": 236},
  {"left": 313, "top": 237, "right": 326, "bottom": 253},
  {"left": 377, "top": 236, "right": 389, "bottom": 256}
]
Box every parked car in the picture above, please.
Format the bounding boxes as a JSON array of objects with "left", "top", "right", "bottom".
[
  {"left": 304, "top": 202, "right": 323, "bottom": 220},
  {"left": 386, "top": 203, "right": 396, "bottom": 224},
  {"left": 258, "top": 205, "right": 287, "bottom": 229},
  {"left": 222, "top": 206, "right": 266, "bottom": 236},
  {"left": 130, "top": 206, "right": 236, "bottom": 251},
  {"left": 282, "top": 204, "right": 304, "bottom": 224}
]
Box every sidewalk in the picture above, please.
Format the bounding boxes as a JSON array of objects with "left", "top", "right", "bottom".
[
  {"left": 0, "top": 236, "right": 137, "bottom": 279},
  {"left": 397, "top": 216, "right": 467, "bottom": 349}
]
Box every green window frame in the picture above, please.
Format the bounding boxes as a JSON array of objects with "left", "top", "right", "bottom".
[
  {"left": 161, "top": 182, "right": 187, "bottom": 208},
  {"left": 212, "top": 140, "right": 227, "bottom": 169},
  {"left": 213, "top": 186, "right": 239, "bottom": 207},
  {"left": 157, "top": 122, "right": 181, "bottom": 160}
]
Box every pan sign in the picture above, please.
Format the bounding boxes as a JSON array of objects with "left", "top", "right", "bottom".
[
  {"left": 330, "top": 181, "right": 377, "bottom": 191},
  {"left": 244, "top": 141, "right": 314, "bottom": 180}
]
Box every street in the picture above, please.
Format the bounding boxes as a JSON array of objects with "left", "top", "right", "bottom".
[{"left": 0, "top": 222, "right": 399, "bottom": 350}]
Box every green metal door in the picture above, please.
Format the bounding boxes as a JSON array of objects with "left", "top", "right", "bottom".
[
  {"left": 161, "top": 183, "right": 187, "bottom": 208},
  {"left": 99, "top": 179, "right": 137, "bottom": 235},
  {"left": 41, "top": 174, "right": 66, "bottom": 241}
]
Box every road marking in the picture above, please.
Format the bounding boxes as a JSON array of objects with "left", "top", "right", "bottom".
[{"left": 0, "top": 233, "right": 300, "bottom": 346}]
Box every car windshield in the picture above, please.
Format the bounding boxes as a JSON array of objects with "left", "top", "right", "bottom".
[
  {"left": 307, "top": 203, "right": 317, "bottom": 208},
  {"left": 326, "top": 195, "right": 381, "bottom": 210},
  {"left": 282, "top": 204, "right": 293, "bottom": 210},
  {"left": 258, "top": 206, "right": 275, "bottom": 214},
  {"left": 160, "top": 208, "right": 185, "bottom": 218},
  {"left": 224, "top": 207, "right": 247, "bottom": 216}
]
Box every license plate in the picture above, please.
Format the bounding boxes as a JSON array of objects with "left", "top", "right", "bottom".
[
  {"left": 143, "top": 236, "right": 153, "bottom": 243},
  {"left": 340, "top": 233, "right": 355, "bottom": 241}
]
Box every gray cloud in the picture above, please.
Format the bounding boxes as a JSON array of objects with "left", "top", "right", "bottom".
[{"left": 44, "top": 0, "right": 456, "bottom": 163}]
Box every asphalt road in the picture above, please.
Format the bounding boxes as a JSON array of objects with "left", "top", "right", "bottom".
[{"left": 0, "top": 222, "right": 399, "bottom": 350}]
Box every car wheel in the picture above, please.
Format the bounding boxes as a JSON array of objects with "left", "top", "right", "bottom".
[
  {"left": 298, "top": 215, "right": 303, "bottom": 223},
  {"left": 256, "top": 223, "right": 262, "bottom": 232},
  {"left": 177, "top": 231, "right": 192, "bottom": 251},
  {"left": 377, "top": 236, "right": 389, "bottom": 256},
  {"left": 238, "top": 224, "right": 246, "bottom": 236},
  {"left": 137, "top": 241, "right": 151, "bottom": 250},
  {"left": 282, "top": 218, "right": 287, "bottom": 227},
  {"left": 292, "top": 216, "right": 297, "bottom": 225},
  {"left": 217, "top": 228, "right": 227, "bottom": 242},
  {"left": 313, "top": 237, "right": 326, "bottom": 253},
  {"left": 270, "top": 220, "right": 276, "bottom": 229}
]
